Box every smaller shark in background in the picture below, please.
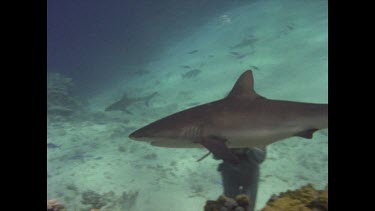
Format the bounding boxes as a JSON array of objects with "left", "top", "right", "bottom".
[
  {"left": 105, "top": 92, "right": 158, "bottom": 114},
  {"left": 47, "top": 143, "right": 61, "bottom": 149},
  {"left": 129, "top": 70, "right": 328, "bottom": 163}
]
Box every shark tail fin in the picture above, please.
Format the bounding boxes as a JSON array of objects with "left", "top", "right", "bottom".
[
  {"left": 227, "top": 70, "right": 265, "bottom": 100},
  {"left": 295, "top": 129, "right": 319, "bottom": 139}
]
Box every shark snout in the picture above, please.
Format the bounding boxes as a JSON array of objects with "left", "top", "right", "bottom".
[
  {"left": 129, "top": 130, "right": 141, "bottom": 140},
  {"left": 129, "top": 128, "right": 153, "bottom": 142}
]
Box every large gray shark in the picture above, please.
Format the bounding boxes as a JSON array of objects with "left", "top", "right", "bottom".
[{"left": 129, "top": 70, "right": 328, "bottom": 163}]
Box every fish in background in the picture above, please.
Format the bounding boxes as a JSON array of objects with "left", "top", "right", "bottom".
[
  {"left": 47, "top": 143, "right": 61, "bottom": 149},
  {"left": 105, "top": 92, "right": 158, "bottom": 114}
]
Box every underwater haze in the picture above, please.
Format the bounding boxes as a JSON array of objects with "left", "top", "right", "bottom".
[{"left": 47, "top": 0, "right": 328, "bottom": 210}]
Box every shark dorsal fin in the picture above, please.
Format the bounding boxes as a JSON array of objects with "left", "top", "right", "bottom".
[
  {"left": 227, "top": 70, "right": 264, "bottom": 100},
  {"left": 121, "top": 93, "right": 129, "bottom": 101}
]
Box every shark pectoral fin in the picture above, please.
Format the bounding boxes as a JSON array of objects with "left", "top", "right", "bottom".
[
  {"left": 252, "top": 146, "right": 267, "bottom": 163},
  {"left": 295, "top": 129, "right": 319, "bottom": 139},
  {"left": 200, "top": 136, "right": 240, "bottom": 164}
]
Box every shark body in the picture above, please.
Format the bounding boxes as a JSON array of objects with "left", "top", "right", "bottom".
[{"left": 129, "top": 70, "right": 328, "bottom": 163}]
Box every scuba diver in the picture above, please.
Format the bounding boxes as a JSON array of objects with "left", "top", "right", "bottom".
[{"left": 215, "top": 147, "right": 267, "bottom": 211}]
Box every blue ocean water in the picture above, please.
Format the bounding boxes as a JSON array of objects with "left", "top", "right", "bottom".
[{"left": 47, "top": 0, "right": 328, "bottom": 210}]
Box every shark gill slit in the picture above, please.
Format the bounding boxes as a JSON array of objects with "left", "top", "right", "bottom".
[
  {"left": 194, "top": 126, "right": 201, "bottom": 138},
  {"left": 184, "top": 126, "right": 201, "bottom": 139},
  {"left": 193, "top": 126, "right": 197, "bottom": 138},
  {"left": 191, "top": 126, "right": 197, "bottom": 138}
]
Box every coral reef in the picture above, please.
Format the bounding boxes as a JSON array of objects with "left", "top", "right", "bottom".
[
  {"left": 204, "top": 194, "right": 251, "bottom": 211},
  {"left": 204, "top": 184, "right": 327, "bottom": 211},
  {"left": 261, "top": 184, "right": 328, "bottom": 211},
  {"left": 47, "top": 199, "right": 66, "bottom": 211},
  {"left": 47, "top": 72, "right": 85, "bottom": 118}
]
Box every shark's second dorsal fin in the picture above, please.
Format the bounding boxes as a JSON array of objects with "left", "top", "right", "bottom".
[{"left": 226, "top": 70, "right": 265, "bottom": 100}]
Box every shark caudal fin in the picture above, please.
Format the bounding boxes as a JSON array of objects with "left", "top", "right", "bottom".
[
  {"left": 144, "top": 92, "right": 158, "bottom": 107},
  {"left": 226, "top": 70, "right": 265, "bottom": 100}
]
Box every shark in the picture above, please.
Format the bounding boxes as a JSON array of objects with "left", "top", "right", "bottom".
[
  {"left": 105, "top": 92, "right": 158, "bottom": 114},
  {"left": 129, "top": 70, "right": 328, "bottom": 163}
]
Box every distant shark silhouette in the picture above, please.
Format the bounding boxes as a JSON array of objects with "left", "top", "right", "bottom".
[
  {"left": 129, "top": 70, "right": 328, "bottom": 163},
  {"left": 105, "top": 92, "right": 158, "bottom": 114}
]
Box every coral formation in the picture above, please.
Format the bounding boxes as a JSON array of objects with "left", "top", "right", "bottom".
[
  {"left": 204, "top": 184, "right": 327, "bottom": 211},
  {"left": 47, "top": 199, "right": 67, "bottom": 211},
  {"left": 204, "top": 194, "right": 251, "bottom": 211},
  {"left": 47, "top": 72, "right": 85, "bottom": 117},
  {"left": 261, "top": 184, "right": 328, "bottom": 211}
]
